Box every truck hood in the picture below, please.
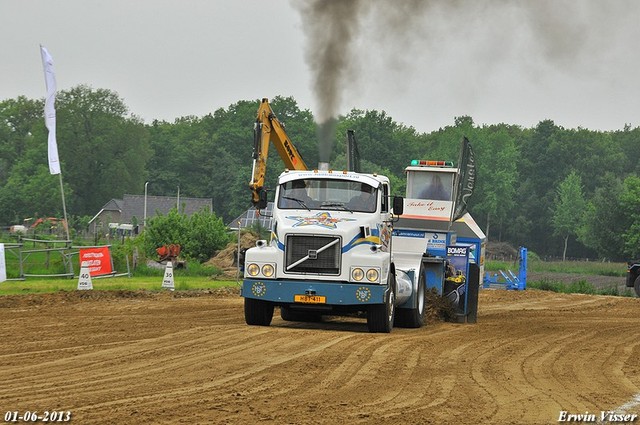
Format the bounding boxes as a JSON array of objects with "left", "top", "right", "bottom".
[{"left": 272, "top": 210, "right": 386, "bottom": 253}]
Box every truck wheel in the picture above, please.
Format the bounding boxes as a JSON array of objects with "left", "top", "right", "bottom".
[
  {"left": 280, "top": 306, "right": 322, "bottom": 322},
  {"left": 635, "top": 276, "right": 640, "bottom": 298},
  {"left": 367, "top": 274, "right": 395, "bottom": 333},
  {"left": 244, "top": 297, "right": 274, "bottom": 326},
  {"left": 396, "top": 277, "right": 426, "bottom": 328}
]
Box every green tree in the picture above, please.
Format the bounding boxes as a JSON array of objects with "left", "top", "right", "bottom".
[
  {"left": 56, "top": 85, "right": 151, "bottom": 216},
  {"left": 551, "top": 171, "right": 586, "bottom": 261},
  {"left": 518, "top": 120, "right": 563, "bottom": 254},
  {"left": 339, "top": 108, "right": 424, "bottom": 176},
  {"left": 0, "top": 97, "right": 53, "bottom": 224},
  {"left": 612, "top": 125, "right": 640, "bottom": 176},
  {"left": 143, "top": 208, "right": 230, "bottom": 262},
  {"left": 619, "top": 176, "right": 640, "bottom": 258},
  {"left": 146, "top": 97, "right": 316, "bottom": 223},
  {"left": 471, "top": 125, "right": 519, "bottom": 241},
  {"left": 579, "top": 173, "right": 626, "bottom": 260},
  {"left": 0, "top": 160, "right": 67, "bottom": 225},
  {"left": 183, "top": 209, "right": 231, "bottom": 262},
  {"left": 0, "top": 96, "right": 43, "bottom": 184}
]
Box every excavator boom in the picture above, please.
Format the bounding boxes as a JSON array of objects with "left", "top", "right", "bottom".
[{"left": 250, "top": 98, "right": 308, "bottom": 207}]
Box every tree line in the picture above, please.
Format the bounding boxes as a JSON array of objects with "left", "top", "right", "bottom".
[{"left": 1, "top": 85, "right": 639, "bottom": 260}]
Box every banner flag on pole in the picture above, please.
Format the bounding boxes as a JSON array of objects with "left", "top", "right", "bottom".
[
  {"left": 0, "top": 243, "right": 6, "bottom": 283},
  {"left": 452, "top": 137, "right": 477, "bottom": 222},
  {"left": 40, "top": 45, "right": 61, "bottom": 175}
]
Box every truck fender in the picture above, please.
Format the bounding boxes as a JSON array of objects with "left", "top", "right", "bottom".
[{"left": 395, "top": 268, "right": 413, "bottom": 306}]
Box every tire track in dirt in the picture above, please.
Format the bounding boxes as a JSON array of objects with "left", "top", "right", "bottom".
[
  {"left": 0, "top": 290, "right": 638, "bottom": 424},
  {"left": 68, "top": 329, "right": 358, "bottom": 419},
  {"left": 0, "top": 327, "right": 265, "bottom": 399}
]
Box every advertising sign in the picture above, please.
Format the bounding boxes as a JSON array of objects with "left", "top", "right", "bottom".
[
  {"left": 445, "top": 245, "right": 470, "bottom": 316},
  {"left": 79, "top": 247, "right": 113, "bottom": 277}
]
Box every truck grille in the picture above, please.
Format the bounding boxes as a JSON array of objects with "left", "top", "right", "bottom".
[{"left": 285, "top": 235, "right": 341, "bottom": 275}]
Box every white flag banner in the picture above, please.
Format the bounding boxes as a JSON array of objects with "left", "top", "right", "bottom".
[
  {"left": 0, "top": 243, "right": 6, "bottom": 283},
  {"left": 40, "top": 45, "right": 61, "bottom": 175}
]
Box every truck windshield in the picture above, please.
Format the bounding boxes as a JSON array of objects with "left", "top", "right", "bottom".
[{"left": 278, "top": 179, "right": 378, "bottom": 213}]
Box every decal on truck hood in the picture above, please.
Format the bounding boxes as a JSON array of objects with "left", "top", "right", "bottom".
[
  {"left": 285, "top": 212, "right": 356, "bottom": 229},
  {"left": 342, "top": 227, "right": 381, "bottom": 253}
]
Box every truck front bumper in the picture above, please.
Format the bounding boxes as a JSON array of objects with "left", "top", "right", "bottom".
[{"left": 242, "top": 279, "right": 387, "bottom": 305}]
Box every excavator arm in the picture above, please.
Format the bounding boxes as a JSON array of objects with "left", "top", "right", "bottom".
[{"left": 250, "top": 98, "right": 308, "bottom": 208}]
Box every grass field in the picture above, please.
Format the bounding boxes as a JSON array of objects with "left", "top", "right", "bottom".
[
  {"left": 0, "top": 275, "right": 239, "bottom": 296},
  {"left": 486, "top": 258, "right": 627, "bottom": 277}
]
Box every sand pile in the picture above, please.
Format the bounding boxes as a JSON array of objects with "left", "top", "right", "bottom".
[{"left": 206, "top": 232, "right": 260, "bottom": 277}]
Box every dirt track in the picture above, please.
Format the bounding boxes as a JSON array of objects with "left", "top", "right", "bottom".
[{"left": 1, "top": 288, "right": 639, "bottom": 424}]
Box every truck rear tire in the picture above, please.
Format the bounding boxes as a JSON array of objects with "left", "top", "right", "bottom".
[
  {"left": 244, "top": 297, "right": 274, "bottom": 326},
  {"left": 367, "top": 274, "right": 395, "bottom": 333},
  {"left": 635, "top": 276, "right": 640, "bottom": 298}
]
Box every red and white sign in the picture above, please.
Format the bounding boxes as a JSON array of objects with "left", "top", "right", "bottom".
[{"left": 79, "top": 247, "right": 113, "bottom": 277}]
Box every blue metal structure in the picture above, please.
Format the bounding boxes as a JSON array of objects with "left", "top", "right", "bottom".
[{"left": 483, "top": 246, "right": 527, "bottom": 290}]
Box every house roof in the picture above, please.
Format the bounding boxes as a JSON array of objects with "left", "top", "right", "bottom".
[
  {"left": 88, "top": 198, "right": 124, "bottom": 224},
  {"left": 104, "top": 198, "right": 124, "bottom": 212},
  {"left": 89, "top": 195, "right": 213, "bottom": 226},
  {"left": 121, "top": 194, "right": 213, "bottom": 223}
]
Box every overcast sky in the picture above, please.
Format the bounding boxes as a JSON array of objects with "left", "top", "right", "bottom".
[{"left": 1, "top": 0, "right": 639, "bottom": 134}]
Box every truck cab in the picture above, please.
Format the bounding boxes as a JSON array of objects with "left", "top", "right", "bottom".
[{"left": 242, "top": 169, "right": 411, "bottom": 332}]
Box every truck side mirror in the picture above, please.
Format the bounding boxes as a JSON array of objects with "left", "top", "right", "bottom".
[
  {"left": 392, "top": 196, "right": 404, "bottom": 216},
  {"left": 256, "top": 189, "right": 268, "bottom": 210}
]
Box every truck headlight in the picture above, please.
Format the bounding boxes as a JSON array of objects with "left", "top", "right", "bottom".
[
  {"left": 247, "top": 263, "right": 260, "bottom": 277},
  {"left": 351, "top": 267, "right": 364, "bottom": 281},
  {"left": 366, "top": 268, "right": 380, "bottom": 283},
  {"left": 262, "top": 264, "right": 275, "bottom": 277}
]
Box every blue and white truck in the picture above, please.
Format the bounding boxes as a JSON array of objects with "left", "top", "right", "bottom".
[
  {"left": 241, "top": 99, "right": 485, "bottom": 332},
  {"left": 241, "top": 160, "right": 485, "bottom": 332}
]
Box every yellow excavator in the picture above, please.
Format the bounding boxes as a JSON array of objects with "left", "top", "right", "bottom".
[{"left": 249, "top": 98, "right": 308, "bottom": 209}]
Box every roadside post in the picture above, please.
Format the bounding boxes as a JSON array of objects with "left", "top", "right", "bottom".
[
  {"left": 77, "top": 261, "right": 93, "bottom": 290},
  {"left": 162, "top": 261, "right": 175, "bottom": 291}
]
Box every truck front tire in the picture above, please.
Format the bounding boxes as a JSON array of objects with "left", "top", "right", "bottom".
[
  {"left": 635, "top": 276, "right": 640, "bottom": 298},
  {"left": 244, "top": 297, "right": 274, "bottom": 326},
  {"left": 367, "top": 274, "right": 395, "bottom": 333}
]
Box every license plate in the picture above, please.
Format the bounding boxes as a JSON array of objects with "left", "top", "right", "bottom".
[{"left": 294, "top": 294, "right": 326, "bottom": 304}]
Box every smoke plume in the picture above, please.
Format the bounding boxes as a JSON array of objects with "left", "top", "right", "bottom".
[
  {"left": 293, "top": 0, "right": 632, "bottom": 162},
  {"left": 293, "top": 0, "right": 364, "bottom": 163}
]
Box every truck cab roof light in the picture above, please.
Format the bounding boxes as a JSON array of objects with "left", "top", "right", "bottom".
[{"left": 410, "top": 160, "right": 454, "bottom": 167}]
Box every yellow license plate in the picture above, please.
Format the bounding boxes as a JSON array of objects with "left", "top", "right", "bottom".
[{"left": 294, "top": 294, "right": 326, "bottom": 304}]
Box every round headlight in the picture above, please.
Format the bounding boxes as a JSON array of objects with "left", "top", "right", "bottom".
[
  {"left": 262, "top": 264, "right": 274, "bottom": 277},
  {"left": 366, "top": 268, "right": 379, "bottom": 282},
  {"left": 247, "top": 263, "right": 260, "bottom": 277},
  {"left": 352, "top": 267, "right": 364, "bottom": 281}
]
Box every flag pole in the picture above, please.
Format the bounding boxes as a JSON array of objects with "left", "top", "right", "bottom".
[{"left": 58, "top": 173, "right": 70, "bottom": 241}]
